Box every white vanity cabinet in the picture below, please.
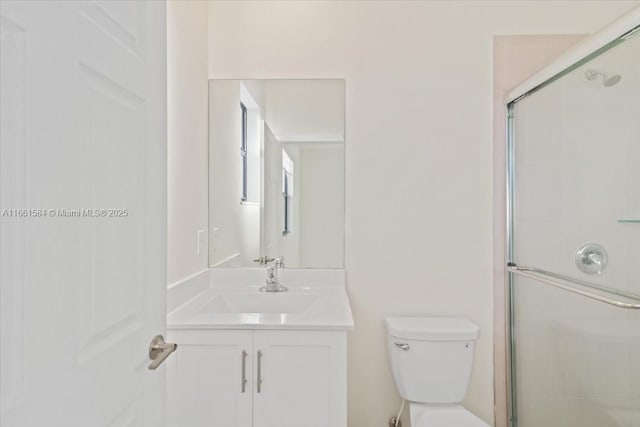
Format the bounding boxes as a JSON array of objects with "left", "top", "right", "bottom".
[
  {"left": 166, "top": 330, "right": 254, "bottom": 427},
  {"left": 252, "top": 330, "right": 347, "bottom": 427},
  {"left": 167, "top": 329, "right": 347, "bottom": 427}
]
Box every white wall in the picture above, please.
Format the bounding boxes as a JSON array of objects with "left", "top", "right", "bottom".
[
  {"left": 263, "top": 125, "right": 289, "bottom": 262},
  {"left": 266, "top": 140, "right": 345, "bottom": 268},
  {"left": 208, "top": 80, "right": 261, "bottom": 267},
  {"left": 297, "top": 143, "right": 345, "bottom": 268},
  {"left": 263, "top": 81, "right": 345, "bottom": 267},
  {"left": 167, "top": 0, "right": 209, "bottom": 285},
  {"left": 264, "top": 80, "right": 345, "bottom": 141},
  {"left": 207, "top": 2, "right": 639, "bottom": 425}
]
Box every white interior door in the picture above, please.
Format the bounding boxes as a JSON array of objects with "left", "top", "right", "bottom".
[{"left": 0, "top": 1, "right": 167, "bottom": 426}]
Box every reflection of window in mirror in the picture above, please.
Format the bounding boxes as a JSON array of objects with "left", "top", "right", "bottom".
[
  {"left": 239, "top": 83, "right": 260, "bottom": 205},
  {"left": 240, "top": 102, "right": 248, "bottom": 202},
  {"left": 209, "top": 79, "right": 345, "bottom": 268},
  {"left": 282, "top": 149, "right": 294, "bottom": 235}
]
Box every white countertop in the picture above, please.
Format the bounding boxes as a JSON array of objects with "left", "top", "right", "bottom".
[{"left": 167, "top": 284, "right": 354, "bottom": 331}]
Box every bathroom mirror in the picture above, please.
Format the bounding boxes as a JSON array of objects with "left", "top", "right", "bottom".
[{"left": 208, "top": 79, "right": 345, "bottom": 268}]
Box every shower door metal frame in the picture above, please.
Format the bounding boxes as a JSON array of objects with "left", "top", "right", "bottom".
[{"left": 504, "top": 7, "right": 640, "bottom": 427}]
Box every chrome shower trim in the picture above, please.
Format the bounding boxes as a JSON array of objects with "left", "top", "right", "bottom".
[
  {"left": 507, "top": 264, "right": 640, "bottom": 310},
  {"left": 584, "top": 69, "right": 622, "bottom": 86}
]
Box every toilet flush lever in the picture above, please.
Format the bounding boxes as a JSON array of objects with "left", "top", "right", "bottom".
[{"left": 394, "top": 342, "right": 410, "bottom": 351}]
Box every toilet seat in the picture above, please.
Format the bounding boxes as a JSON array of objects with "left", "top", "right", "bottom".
[{"left": 409, "top": 404, "right": 489, "bottom": 427}]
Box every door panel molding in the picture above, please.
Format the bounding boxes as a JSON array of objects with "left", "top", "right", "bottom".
[{"left": 0, "top": 11, "right": 27, "bottom": 413}]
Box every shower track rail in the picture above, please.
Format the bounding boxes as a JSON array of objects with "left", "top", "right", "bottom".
[{"left": 507, "top": 263, "right": 640, "bottom": 310}]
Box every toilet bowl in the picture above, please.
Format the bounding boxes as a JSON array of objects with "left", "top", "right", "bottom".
[{"left": 385, "top": 316, "right": 489, "bottom": 427}]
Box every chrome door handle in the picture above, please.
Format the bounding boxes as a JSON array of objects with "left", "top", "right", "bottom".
[
  {"left": 394, "top": 342, "right": 410, "bottom": 351},
  {"left": 241, "top": 350, "right": 248, "bottom": 393},
  {"left": 257, "top": 350, "right": 263, "bottom": 393},
  {"left": 148, "top": 335, "right": 177, "bottom": 370}
]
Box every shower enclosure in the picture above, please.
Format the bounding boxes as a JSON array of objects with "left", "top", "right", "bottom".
[{"left": 506, "top": 8, "right": 640, "bottom": 427}]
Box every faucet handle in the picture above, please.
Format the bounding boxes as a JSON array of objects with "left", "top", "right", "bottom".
[
  {"left": 273, "top": 257, "right": 285, "bottom": 268},
  {"left": 253, "top": 256, "right": 275, "bottom": 265}
]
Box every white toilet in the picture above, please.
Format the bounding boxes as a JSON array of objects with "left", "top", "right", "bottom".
[{"left": 385, "top": 317, "right": 489, "bottom": 427}]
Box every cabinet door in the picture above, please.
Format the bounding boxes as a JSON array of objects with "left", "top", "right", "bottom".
[
  {"left": 167, "top": 330, "right": 253, "bottom": 427},
  {"left": 253, "top": 331, "right": 347, "bottom": 427}
]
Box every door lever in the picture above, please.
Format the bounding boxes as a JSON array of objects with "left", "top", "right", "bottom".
[{"left": 148, "top": 335, "right": 177, "bottom": 370}]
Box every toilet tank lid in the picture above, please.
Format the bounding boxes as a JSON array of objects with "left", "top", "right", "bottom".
[{"left": 385, "top": 317, "right": 479, "bottom": 341}]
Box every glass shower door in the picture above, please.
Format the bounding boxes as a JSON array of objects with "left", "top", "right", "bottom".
[{"left": 508, "top": 27, "right": 640, "bottom": 427}]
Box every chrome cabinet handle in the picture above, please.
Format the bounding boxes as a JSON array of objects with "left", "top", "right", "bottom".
[
  {"left": 394, "top": 342, "right": 410, "bottom": 351},
  {"left": 148, "top": 335, "right": 177, "bottom": 370},
  {"left": 257, "top": 350, "right": 263, "bottom": 393},
  {"left": 241, "top": 350, "right": 248, "bottom": 393}
]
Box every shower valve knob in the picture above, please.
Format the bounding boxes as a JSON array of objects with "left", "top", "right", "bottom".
[{"left": 575, "top": 243, "right": 608, "bottom": 275}]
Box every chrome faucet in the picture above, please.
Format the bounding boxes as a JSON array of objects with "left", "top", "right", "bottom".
[{"left": 260, "top": 257, "right": 287, "bottom": 292}]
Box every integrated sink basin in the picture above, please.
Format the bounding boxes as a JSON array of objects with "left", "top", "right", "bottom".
[
  {"left": 201, "top": 293, "right": 319, "bottom": 315},
  {"left": 167, "top": 278, "right": 354, "bottom": 330}
]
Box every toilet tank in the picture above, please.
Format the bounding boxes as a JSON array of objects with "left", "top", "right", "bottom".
[{"left": 385, "top": 317, "right": 480, "bottom": 404}]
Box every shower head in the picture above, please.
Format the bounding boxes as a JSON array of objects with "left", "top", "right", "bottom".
[
  {"left": 585, "top": 69, "right": 622, "bottom": 87},
  {"left": 603, "top": 73, "right": 622, "bottom": 87}
]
